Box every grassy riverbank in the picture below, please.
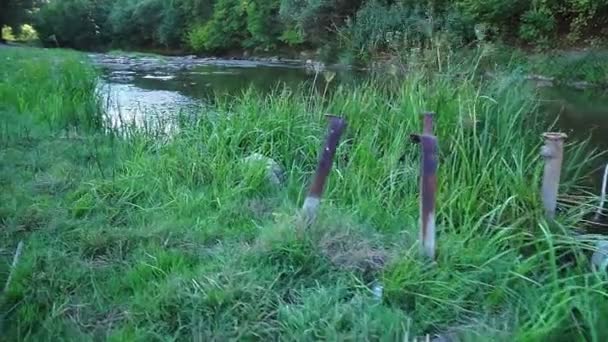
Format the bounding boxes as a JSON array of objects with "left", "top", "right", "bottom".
[{"left": 1, "top": 47, "right": 607, "bottom": 340}]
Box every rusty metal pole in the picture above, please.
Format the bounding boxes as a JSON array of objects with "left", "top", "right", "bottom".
[
  {"left": 411, "top": 133, "right": 439, "bottom": 260},
  {"left": 422, "top": 112, "right": 434, "bottom": 135},
  {"left": 419, "top": 135, "right": 438, "bottom": 259},
  {"left": 302, "top": 115, "right": 347, "bottom": 226},
  {"left": 540, "top": 132, "right": 567, "bottom": 219}
]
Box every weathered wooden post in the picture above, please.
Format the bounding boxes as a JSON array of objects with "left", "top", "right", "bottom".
[
  {"left": 302, "top": 114, "right": 347, "bottom": 226},
  {"left": 411, "top": 112, "right": 438, "bottom": 259},
  {"left": 540, "top": 132, "right": 567, "bottom": 219}
]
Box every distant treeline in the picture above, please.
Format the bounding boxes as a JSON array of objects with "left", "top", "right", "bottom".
[{"left": 32, "top": 0, "right": 608, "bottom": 59}]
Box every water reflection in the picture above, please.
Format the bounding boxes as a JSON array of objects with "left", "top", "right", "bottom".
[
  {"left": 541, "top": 87, "right": 608, "bottom": 152},
  {"left": 96, "top": 55, "right": 359, "bottom": 122}
]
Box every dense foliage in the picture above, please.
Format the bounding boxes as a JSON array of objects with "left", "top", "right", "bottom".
[
  {"left": 0, "top": 0, "right": 43, "bottom": 42},
  {"left": 29, "top": 0, "right": 608, "bottom": 56}
]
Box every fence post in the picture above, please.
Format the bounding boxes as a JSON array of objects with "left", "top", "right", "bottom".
[
  {"left": 302, "top": 115, "right": 347, "bottom": 226},
  {"left": 540, "top": 132, "right": 567, "bottom": 219}
]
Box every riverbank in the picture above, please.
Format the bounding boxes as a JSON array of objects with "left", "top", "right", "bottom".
[
  {"left": 96, "top": 44, "right": 608, "bottom": 91},
  {"left": 1, "top": 47, "right": 607, "bottom": 340}
]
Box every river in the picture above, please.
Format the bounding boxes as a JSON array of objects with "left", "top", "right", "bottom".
[
  {"left": 91, "top": 53, "right": 358, "bottom": 126},
  {"left": 92, "top": 53, "right": 607, "bottom": 169}
]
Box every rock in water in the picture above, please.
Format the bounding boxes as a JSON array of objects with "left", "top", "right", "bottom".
[{"left": 242, "top": 153, "right": 285, "bottom": 186}]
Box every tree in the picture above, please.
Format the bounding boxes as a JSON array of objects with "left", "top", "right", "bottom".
[
  {"left": 0, "top": 0, "right": 43, "bottom": 43},
  {"left": 35, "top": 0, "right": 113, "bottom": 49}
]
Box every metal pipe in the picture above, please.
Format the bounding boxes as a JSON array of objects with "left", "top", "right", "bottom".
[
  {"left": 422, "top": 112, "right": 434, "bottom": 135},
  {"left": 412, "top": 133, "right": 438, "bottom": 259},
  {"left": 302, "top": 115, "right": 347, "bottom": 225},
  {"left": 594, "top": 163, "right": 608, "bottom": 222},
  {"left": 540, "top": 132, "right": 567, "bottom": 219},
  {"left": 591, "top": 240, "right": 608, "bottom": 274}
]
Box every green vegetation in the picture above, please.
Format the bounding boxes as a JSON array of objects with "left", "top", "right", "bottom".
[
  {"left": 23, "top": 0, "right": 608, "bottom": 58},
  {"left": 1, "top": 25, "right": 38, "bottom": 43},
  {"left": 470, "top": 44, "right": 608, "bottom": 86},
  {"left": 0, "top": 0, "right": 42, "bottom": 43},
  {"left": 2, "top": 47, "right": 608, "bottom": 340}
]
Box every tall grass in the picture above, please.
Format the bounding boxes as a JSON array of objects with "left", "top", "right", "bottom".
[
  {"left": 0, "top": 47, "right": 102, "bottom": 130},
  {"left": 1, "top": 47, "right": 607, "bottom": 340}
]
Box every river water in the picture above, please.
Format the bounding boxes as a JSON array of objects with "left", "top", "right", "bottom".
[
  {"left": 92, "top": 53, "right": 607, "bottom": 166},
  {"left": 92, "top": 53, "right": 358, "bottom": 126}
]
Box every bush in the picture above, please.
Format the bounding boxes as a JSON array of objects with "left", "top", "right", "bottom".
[
  {"left": 279, "top": 0, "right": 363, "bottom": 45},
  {"left": 188, "top": 0, "right": 247, "bottom": 52},
  {"left": 157, "top": 1, "right": 185, "bottom": 47},
  {"left": 339, "top": 1, "right": 475, "bottom": 60},
  {"left": 187, "top": 0, "right": 283, "bottom": 53},
  {"left": 279, "top": 26, "right": 304, "bottom": 46},
  {"left": 1, "top": 25, "right": 38, "bottom": 42},
  {"left": 187, "top": 24, "right": 207, "bottom": 52},
  {"left": 341, "top": 1, "right": 424, "bottom": 55},
  {"left": 108, "top": 0, "right": 149, "bottom": 47},
  {"left": 34, "top": 0, "right": 113, "bottom": 49},
  {"left": 519, "top": 8, "right": 555, "bottom": 44},
  {"left": 456, "top": 0, "right": 529, "bottom": 37},
  {"left": 178, "top": 0, "right": 215, "bottom": 25},
  {"left": 108, "top": 0, "right": 189, "bottom": 49},
  {"left": 244, "top": 0, "right": 282, "bottom": 50},
  {"left": 559, "top": 0, "right": 608, "bottom": 41}
]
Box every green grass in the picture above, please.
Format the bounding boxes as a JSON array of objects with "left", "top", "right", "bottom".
[
  {"left": 1, "top": 47, "right": 607, "bottom": 340},
  {"left": 473, "top": 44, "right": 608, "bottom": 86}
]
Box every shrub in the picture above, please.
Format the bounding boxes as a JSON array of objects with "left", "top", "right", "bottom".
[
  {"left": 178, "top": 0, "right": 216, "bottom": 25},
  {"left": 0, "top": 0, "right": 42, "bottom": 42},
  {"left": 519, "top": 8, "right": 555, "bottom": 44},
  {"left": 279, "top": 26, "right": 304, "bottom": 46},
  {"left": 157, "top": 1, "right": 185, "bottom": 48},
  {"left": 244, "top": 0, "right": 282, "bottom": 50},
  {"left": 559, "top": 0, "right": 608, "bottom": 41},
  {"left": 109, "top": 0, "right": 163, "bottom": 47},
  {"left": 108, "top": 0, "right": 188, "bottom": 48},
  {"left": 187, "top": 24, "right": 207, "bottom": 52},
  {"left": 339, "top": 1, "right": 475, "bottom": 60},
  {"left": 1, "top": 25, "right": 38, "bottom": 42},
  {"left": 191, "top": 0, "right": 248, "bottom": 52},
  {"left": 187, "top": 0, "right": 283, "bottom": 53},
  {"left": 279, "top": 0, "right": 363, "bottom": 45},
  {"left": 34, "top": 0, "right": 112, "bottom": 49},
  {"left": 455, "top": 0, "right": 529, "bottom": 38}
]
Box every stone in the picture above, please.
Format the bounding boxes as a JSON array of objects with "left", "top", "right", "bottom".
[
  {"left": 242, "top": 153, "right": 285, "bottom": 186},
  {"left": 305, "top": 60, "right": 326, "bottom": 73}
]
